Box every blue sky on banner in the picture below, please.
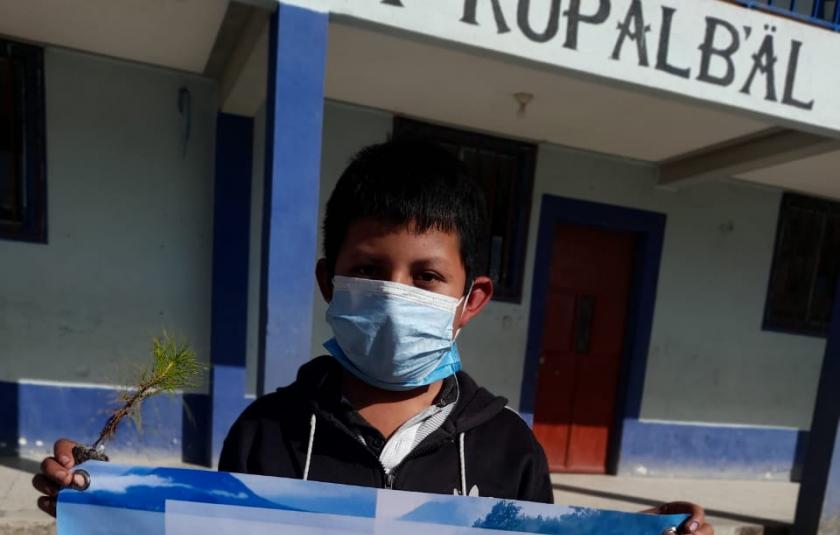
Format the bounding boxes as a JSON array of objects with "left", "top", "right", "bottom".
[{"left": 57, "top": 462, "right": 687, "bottom": 535}]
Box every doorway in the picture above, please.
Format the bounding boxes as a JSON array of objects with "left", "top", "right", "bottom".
[
  {"left": 532, "top": 223, "right": 637, "bottom": 473},
  {"left": 520, "top": 195, "right": 666, "bottom": 475}
]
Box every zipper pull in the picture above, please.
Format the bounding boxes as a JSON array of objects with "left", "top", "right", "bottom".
[{"left": 385, "top": 472, "right": 396, "bottom": 490}]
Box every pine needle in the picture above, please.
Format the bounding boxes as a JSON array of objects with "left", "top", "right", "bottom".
[{"left": 91, "top": 332, "right": 205, "bottom": 451}]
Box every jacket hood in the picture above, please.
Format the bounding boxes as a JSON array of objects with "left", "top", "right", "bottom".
[{"left": 291, "top": 355, "right": 509, "bottom": 435}]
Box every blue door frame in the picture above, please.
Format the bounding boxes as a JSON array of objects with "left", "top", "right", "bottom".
[{"left": 519, "top": 195, "right": 666, "bottom": 473}]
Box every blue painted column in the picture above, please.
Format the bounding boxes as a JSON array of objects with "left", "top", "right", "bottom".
[
  {"left": 257, "top": 4, "right": 328, "bottom": 395},
  {"left": 206, "top": 113, "right": 253, "bottom": 465},
  {"left": 795, "top": 274, "right": 840, "bottom": 534}
]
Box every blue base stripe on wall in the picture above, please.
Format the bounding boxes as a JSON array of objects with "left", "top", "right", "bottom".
[
  {"left": 1, "top": 380, "right": 808, "bottom": 481},
  {"left": 0, "top": 380, "right": 205, "bottom": 459},
  {"left": 618, "top": 419, "right": 808, "bottom": 480}
]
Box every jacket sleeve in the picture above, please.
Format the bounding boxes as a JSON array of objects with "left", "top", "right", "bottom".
[
  {"left": 518, "top": 433, "right": 554, "bottom": 504},
  {"left": 218, "top": 412, "right": 257, "bottom": 473}
]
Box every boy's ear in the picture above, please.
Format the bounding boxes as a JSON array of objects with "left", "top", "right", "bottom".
[
  {"left": 456, "top": 275, "right": 493, "bottom": 330},
  {"left": 315, "top": 259, "right": 333, "bottom": 303}
]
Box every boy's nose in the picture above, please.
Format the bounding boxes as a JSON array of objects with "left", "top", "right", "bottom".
[
  {"left": 389, "top": 275, "right": 414, "bottom": 287},
  {"left": 381, "top": 270, "right": 414, "bottom": 287}
]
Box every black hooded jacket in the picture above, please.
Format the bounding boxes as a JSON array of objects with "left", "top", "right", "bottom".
[{"left": 218, "top": 356, "right": 553, "bottom": 503}]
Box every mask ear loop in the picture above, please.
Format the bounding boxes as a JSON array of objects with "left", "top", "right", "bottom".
[{"left": 453, "top": 281, "right": 475, "bottom": 341}]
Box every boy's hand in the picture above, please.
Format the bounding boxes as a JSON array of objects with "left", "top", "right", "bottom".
[
  {"left": 643, "top": 502, "right": 713, "bottom": 535},
  {"left": 31, "top": 439, "right": 88, "bottom": 517}
]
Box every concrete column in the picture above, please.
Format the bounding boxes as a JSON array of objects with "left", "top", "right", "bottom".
[
  {"left": 207, "top": 113, "right": 254, "bottom": 465},
  {"left": 794, "top": 275, "right": 840, "bottom": 534},
  {"left": 257, "top": 3, "right": 328, "bottom": 395}
]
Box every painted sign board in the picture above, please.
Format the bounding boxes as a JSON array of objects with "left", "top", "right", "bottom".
[
  {"left": 282, "top": 0, "right": 840, "bottom": 136},
  {"left": 57, "top": 462, "right": 688, "bottom": 534}
]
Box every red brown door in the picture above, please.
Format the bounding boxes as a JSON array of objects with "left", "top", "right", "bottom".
[{"left": 532, "top": 223, "right": 637, "bottom": 473}]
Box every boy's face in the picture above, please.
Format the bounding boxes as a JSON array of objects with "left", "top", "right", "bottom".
[{"left": 316, "top": 218, "right": 493, "bottom": 331}]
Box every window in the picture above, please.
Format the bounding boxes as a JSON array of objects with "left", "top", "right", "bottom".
[
  {"left": 0, "top": 39, "right": 46, "bottom": 243},
  {"left": 733, "top": 1, "right": 840, "bottom": 31},
  {"left": 764, "top": 193, "right": 840, "bottom": 337},
  {"left": 393, "top": 117, "right": 536, "bottom": 303}
]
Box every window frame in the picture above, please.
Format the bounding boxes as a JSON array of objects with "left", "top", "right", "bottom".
[
  {"left": 0, "top": 38, "right": 47, "bottom": 244},
  {"left": 392, "top": 117, "right": 536, "bottom": 303},
  {"left": 763, "top": 192, "right": 840, "bottom": 338}
]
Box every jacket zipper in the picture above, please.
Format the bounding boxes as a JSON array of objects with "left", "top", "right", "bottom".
[
  {"left": 316, "top": 411, "right": 454, "bottom": 492},
  {"left": 316, "top": 413, "right": 403, "bottom": 489},
  {"left": 381, "top": 436, "right": 454, "bottom": 491}
]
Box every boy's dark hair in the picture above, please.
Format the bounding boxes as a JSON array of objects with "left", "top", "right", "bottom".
[{"left": 323, "top": 138, "right": 489, "bottom": 288}]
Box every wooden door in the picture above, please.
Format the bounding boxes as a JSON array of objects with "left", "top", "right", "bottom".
[{"left": 533, "top": 223, "right": 637, "bottom": 473}]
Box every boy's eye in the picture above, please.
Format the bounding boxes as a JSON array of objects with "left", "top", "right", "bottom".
[
  {"left": 351, "top": 265, "right": 377, "bottom": 278},
  {"left": 416, "top": 271, "right": 443, "bottom": 284}
]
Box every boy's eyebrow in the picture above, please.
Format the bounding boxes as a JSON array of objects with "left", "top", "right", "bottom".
[
  {"left": 346, "top": 252, "right": 452, "bottom": 265},
  {"left": 344, "top": 251, "right": 456, "bottom": 269},
  {"left": 410, "top": 256, "right": 454, "bottom": 267}
]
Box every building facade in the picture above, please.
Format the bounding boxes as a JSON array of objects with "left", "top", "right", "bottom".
[{"left": 1, "top": 0, "right": 839, "bottom": 532}]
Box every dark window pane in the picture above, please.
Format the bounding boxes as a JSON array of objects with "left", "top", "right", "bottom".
[
  {"left": 768, "top": 205, "right": 823, "bottom": 323},
  {"left": 810, "top": 214, "right": 840, "bottom": 327},
  {"left": 393, "top": 118, "right": 536, "bottom": 302},
  {"left": 0, "top": 56, "right": 22, "bottom": 224},
  {"left": 765, "top": 194, "right": 840, "bottom": 337},
  {"left": 0, "top": 39, "right": 46, "bottom": 243}
]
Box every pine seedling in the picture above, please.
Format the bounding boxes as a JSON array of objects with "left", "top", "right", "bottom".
[{"left": 73, "top": 332, "right": 205, "bottom": 465}]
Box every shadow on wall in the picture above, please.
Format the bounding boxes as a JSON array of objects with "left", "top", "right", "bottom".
[{"left": 0, "top": 381, "right": 19, "bottom": 456}]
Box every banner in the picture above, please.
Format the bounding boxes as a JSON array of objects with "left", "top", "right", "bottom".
[
  {"left": 282, "top": 0, "right": 840, "bottom": 136},
  {"left": 58, "top": 462, "right": 688, "bottom": 534}
]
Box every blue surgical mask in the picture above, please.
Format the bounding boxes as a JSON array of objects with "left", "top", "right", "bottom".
[{"left": 324, "top": 276, "right": 470, "bottom": 391}]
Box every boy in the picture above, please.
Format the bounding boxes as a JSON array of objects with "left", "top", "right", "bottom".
[{"left": 34, "top": 139, "right": 711, "bottom": 533}]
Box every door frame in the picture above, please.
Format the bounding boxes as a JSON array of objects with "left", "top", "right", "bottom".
[{"left": 520, "top": 195, "right": 666, "bottom": 474}]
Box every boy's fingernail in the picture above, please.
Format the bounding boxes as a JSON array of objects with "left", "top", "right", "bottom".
[
  {"left": 72, "top": 472, "right": 87, "bottom": 488},
  {"left": 688, "top": 521, "right": 700, "bottom": 533},
  {"left": 58, "top": 455, "right": 71, "bottom": 467},
  {"left": 56, "top": 470, "right": 68, "bottom": 482}
]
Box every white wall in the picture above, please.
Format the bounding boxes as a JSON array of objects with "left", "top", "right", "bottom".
[
  {"left": 0, "top": 48, "right": 217, "bottom": 388},
  {"left": 463, "top": 143, "right": 824, "bottom": 429},
  {"left": 520, "top": 145, "right": 826, "bottom": 429},
  {"left": 459, "top": 143, "right": 825, "bottom": 429},
  {"left": 6, "top": 45, "right": 821, "bottom": 430},
  {"left": 245, "top": 100, "right": 825, "bottom": 429}
]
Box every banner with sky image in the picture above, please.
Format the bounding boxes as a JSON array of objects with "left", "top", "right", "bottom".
[{"left": 57, "top": 462, "right": 687, "bottom": 535}]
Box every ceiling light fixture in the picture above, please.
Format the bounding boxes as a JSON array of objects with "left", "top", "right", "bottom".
[{"left": 514, "top": 92, "right": 534, "bottom": 117}]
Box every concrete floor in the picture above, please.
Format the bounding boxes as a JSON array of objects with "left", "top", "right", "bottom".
[
  {"left": 0, "top": 457, "right": 799, "bottom": 534},
  {"left": 551, "top": 473, "right": 798, "bottom": 535},
  {"left": 0, "top": 457, "right": 53, "bottom": 535}
]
